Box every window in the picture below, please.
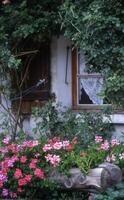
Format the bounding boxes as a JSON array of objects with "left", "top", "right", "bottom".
[
  {"left": 72, "top": 49, "right": 104, "bottom": 110},
  {"left": 11, "top": 39, "right": 51, "bottom": 113}
]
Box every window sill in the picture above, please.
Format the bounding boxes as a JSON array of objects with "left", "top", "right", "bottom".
[
  {"left": 72, "top": 105, "right": 124, "bottom": 124},
  {"left": 72, "top": 104, "right": 111, "bottom": 111}
]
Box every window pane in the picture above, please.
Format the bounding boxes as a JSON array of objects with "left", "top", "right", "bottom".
[
  {"left": 78, "top": 51, "right": 86, "bottom": 74},
  {"left": 78, "top": 77, "right": 103, "bottom": 105}
]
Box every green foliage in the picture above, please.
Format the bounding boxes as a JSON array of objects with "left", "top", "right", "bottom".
[
  {"left": 0, "top": 0, "right": 61, "bottom": 78},
  {"left": 95, "top": 182, "right": 124, "bottom": 200},
  {"left": 32, "top": 100, "right": 113, "bottom": 147},
  {"left": 0, "top": 0, "right": 124, "bottom": 106},
  {"left": 104, "top": 73, "right": 124, "bottom": 107},
  {"left": 60, "top": 0, "right": 124, "bottom": 106}
]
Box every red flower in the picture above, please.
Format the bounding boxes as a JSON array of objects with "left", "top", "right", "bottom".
[
  {"left": 34, "top": 168, "right": 44, "bottom": 179},
  {"left": 29, "top": 162, "right": 36, "bottom": 169},
  {"left": 65, "top": 144, "right": 74, "bottom": 151},
  {"left": 0, "top": 181, "right": 3, "bottom": 188},
  {"left": 14, "top": 169, "right": 23, "bottom": 179},
  {"left": 24, "top": 175, "right": 32, "bottom": 183},
  {"left": 17, "top": 188, "right": 23, "bottom": 193},
  {"left": 18, "top": 178, "right": 27, "bottom": 186},
  {"left": 20, "top": 156, "right": 27, "bottom": 163}
]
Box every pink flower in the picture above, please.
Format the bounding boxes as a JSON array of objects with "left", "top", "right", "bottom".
[
  {"left": 106, "top": 156, "right": 111, "bottom": 162},
  {"left": 18, "top": 178, "right": 27, "bottom": 186},
  {"left": 95, "top": 136, "right": 103, "bottom": 143},
  {"left": 100, "top": 141, "right": 109, "bottom": 151},
  {"left": 24, "top": 175, "right": 32, "bottom": 183},
  {"left": 111, "top": 139, "right": 120, "bottom": 147},
  {"left": 111, "top": 154, "right": 116, "bottom": 161},
  {"left": 2, "top": 136, "right": 11, "bottom": 145},
  {"left": 0, "top": 147, "right": 8, "bottom": 155},
  {"left": 2, "top": 188, "right": 8, "bottom": 197},
  {"left": 20, "top": 156, "right": 27, "bottom": 163},
  {"left": 65, "top": 144, "right": 74, "bottom": 151},
  {"left": 29, "top": 158, "right": 38, "bottom": 169},
  {"left": 10, "top": 192, "right": 17, "bottom": 198},
  {"left": 7, "top": 144, "right": 17, "bottom": 153},
  {"left": 34, "top": 168, "right": 44, "bottom": 179},
  {"left": 23, "top": 140, "right": 39, "bottom": 148},
  {"left": 0, "top": 181, "right": 3, "bottom": 188},
  {"left": 17, "top": 188, "right": 23, "bottom": 193},
  {"left": 62, "top": 140, "right": 70, "bottom": 148},
  {"left": 0, "top": 171, "right": 7, "bottom": 182},
  {"left": 53, "top": 142, "right": 63, "bottom": 150},
  {"left": 32, "top": 140, "right": 39, "bottom": 147},
  {"left": 119, "top": 153, "right": 124, "bottom": 160},
  {"left": 42, "top": 144, "right": 52, "bottom": 152},
  {"left": 30, "top": 159, "right": 38, "bottom": 164},
  {"left": 14, "top": 169, "right": 23, "bottom": 179},
  {"left": 45, "top": 154, "right": 61, "bottom": 167},
  {"left": 35, "top": 153, "right": 40, "bottom": 158},
  {"left": 29, "top": 162, "right": 36, "bottom": 169},
  {"left": 2, "top": 0, "right": 10, "bottom": 5}
]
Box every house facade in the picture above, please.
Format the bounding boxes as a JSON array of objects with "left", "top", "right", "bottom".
[{"left": 0, "top": 35, "right": 124, "bottom": 139}]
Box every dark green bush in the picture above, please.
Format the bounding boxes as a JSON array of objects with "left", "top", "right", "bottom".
[
  {"left": 95, "top": 182, "right": 124, "bottom": 200},
  {"left": 32, "top": 100, "right": 113, "bottom": 148}
]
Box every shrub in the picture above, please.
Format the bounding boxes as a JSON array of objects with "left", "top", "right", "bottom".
[
  {"left": 95, "top": 182, "right": 124, "bottom": 200},
  {"left": 32, "top": 100, "right": 113, "bottom": 148}
]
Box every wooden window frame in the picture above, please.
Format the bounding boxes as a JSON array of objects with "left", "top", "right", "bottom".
[{"left": 72, "top": 48, "right": 110, "bottom": 111}]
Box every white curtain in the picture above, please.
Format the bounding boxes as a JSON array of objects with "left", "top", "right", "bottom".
[{"left": 80, "top": 77, "right": 103, "bottom": 105}]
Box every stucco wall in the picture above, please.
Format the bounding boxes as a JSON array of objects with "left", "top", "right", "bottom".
[{"left": 51, "top": 36, "right": 72, "bottom": 107}]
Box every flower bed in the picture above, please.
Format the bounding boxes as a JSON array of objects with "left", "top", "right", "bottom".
[{"left": 0, "top": 135, "right": 124, "bottom": 198}]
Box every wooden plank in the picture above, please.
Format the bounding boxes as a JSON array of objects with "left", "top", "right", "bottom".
[{"left": 72, "top": 48, "right": 77, "bottom": 108}]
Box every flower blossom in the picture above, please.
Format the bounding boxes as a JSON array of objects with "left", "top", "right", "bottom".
[
  {"left": 62, "top": 140, "right": 70, "bottom": 148},
  {"left": 29, "top": 158, "right": 38, "bottom": 169},
  {"left": 0, "top": 171, "right": 7, "bottom": 182},
  {"left": 24, "top": 175, "right": 32, "bottom": 183},
  {"left": 45, "top": 154, "right": 61, "bottom": 167},
  {"left": 95, "top": 136, "right": 103, "bottom": 143},
  {"left": 1, "top": 155, "right": 18, "bottom": 169},
  {"left": 0, "top": 147, "right": 8, "bottom": 155},
  {"left": 20, "top": 156, "right": 27, "bottom": 163},
  {"left": 2, "top": 188, "right": 9, "bottom": 197},
  {"left": 7, "top": 144, "right": 17, "bottom": 153},
  {"left": 34, "top": 168, "right": 44, "bottom": 179},
  {"left": 100, "top": 141, "right": 109, "bottom": 151},
  {"left": 111, "top": 139, "right": 120, "bottom": 147},
  {"left": 119, "top": 153, "right": 124, "bottom": 160},
  {"left": 10, "top": 192, "right": 17, "bottom": 198},
  {"left": 22, "top": 140, "right": 38, "bottom": 148},
  {"left": 17, "top": 188, "right": 23, "bottom": 193},
  {"left": 106, "top": 154, "right": 116, "bottom": 162},
  {"left": 65, "top": 143, "right": 74, "bottom": 151},
  {"left": 0, "top": 181, "right": 3, "bottom": 188},
  {"left": 18, "top": 178, "right": 27, "bottom": 187},
  {"left": 14, "top": 169, "right": 23, "bottom": 179},
  {"left": 42, "top": 144, "right": 52, "bottom": 152},
  {"left": 2, "top": 136, "right": 11, "bottom": 145},
  {"left": 53, "top": 142, "right": 63, "bottom": 150}
]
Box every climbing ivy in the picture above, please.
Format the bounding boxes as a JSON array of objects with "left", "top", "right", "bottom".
[
  {"left": 60, "top": 0, "right": 124, "bottom": 106},
  {"left": 0, "top": 0, "right": 124, "bottom": 106}
]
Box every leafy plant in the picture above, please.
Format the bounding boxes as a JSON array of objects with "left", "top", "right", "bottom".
[
  {"left": 60, "top": 0, "right": 124, "bottom": 107},
  {"left": 95, "top": 182, "right": 124, "bottom": 200},
  {"left": 32, "top": 100, "right": 113, "bottom": 148}
]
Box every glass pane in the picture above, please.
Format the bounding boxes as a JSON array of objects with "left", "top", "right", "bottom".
[
  {"left": 78, "top": 51, "right": 86, "bottom": 74},
  {"left": 78, "top": 77, "right": 103, "bottom": 105}
]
